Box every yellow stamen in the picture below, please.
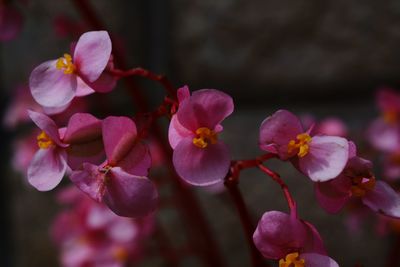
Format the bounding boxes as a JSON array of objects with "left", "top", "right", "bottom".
[
  {"left": 112, "top": 247, "right": 128, "bottom": 262},
  {"left": 279, "top": 252, "right": 305, "bottom": 267},
  {"left": 56, "top": 53, "right": 76, "bottom": 74},
  {"left": 37, "top": 131, "right": 54, "bottom": 149},
  {"left": 287, "top": 133, "right": 312, "bottom": 158},
  {"left": 351, "top": 176, "right": 376, "bottom": 197},
  {"left": 192, "top": 127, "right": 218, "bottom": 149}
]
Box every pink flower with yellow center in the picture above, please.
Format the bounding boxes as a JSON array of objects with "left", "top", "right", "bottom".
[
  {"left": 259, "top": 110, "right": 349, "bottom": 182},
  {"left": 168, "top": 86, "right": 234, "bottom": 186}
]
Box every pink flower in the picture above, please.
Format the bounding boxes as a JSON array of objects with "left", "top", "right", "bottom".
[
  {"left": 315, "top": 155, "right": 400, "bottom": 218},
  {"left": 259, "top": 110, "right": 349, "bottom": 182},
  {"left": 71, "top": 116, "right": 158, "bottom": 217},
  {"left": 29, "top": 31, "right": 115, "bottom": 108},
  {"left": 168, "top": 87, "right": 234, "bottom": 186},
  {"left": 12, "top": 131, "right": 38, "bottom": 175},
  {"left": 313, "top": 118, "right": 347, "bottom": 137},
  {"left": 0, "top": 4, "right": 23, "bottom": 41},
  {"left": 253, "top": 210, "right": 338, "bottom": 267}
]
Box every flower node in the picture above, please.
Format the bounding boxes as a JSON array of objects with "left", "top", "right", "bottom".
[
  {"left": 192, "top": 127, "right": 217, "bottom": 149},
  {"left": 351, "top": 176, "right": 376, "bottom": 197},
  {"left": 56, "top": 53, "right": 76, "bottom": 74},
  {"left": 279, "top": 252, "right": 305, "bottom": 267},
  {"left": 287, "top": 133, "right": 312, "bottom": 158},
  {"left": 37, "top": 131, "right": 54, "bottom": 149}
]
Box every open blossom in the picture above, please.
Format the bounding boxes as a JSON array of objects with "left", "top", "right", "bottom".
[
  {"left": 315, "top": 154, "right": 400, "bottom": 218},
  {"left": 253, "top": 210, "right": 339, "bottom": 267},
  {"left": 29, "top": 31, "right": 116, "bottom": 109},
  {"left": 27, "top": 110, "right": 104, "bottom": 191},
  {"left": 259, "top": 110, "right": 349, "bottom": 182},
  {"left": 168, "top": 86, "right": 234, "bottom": 186},
  {"left": 71, "top": 116, "right": 158, "bottom": 218}
]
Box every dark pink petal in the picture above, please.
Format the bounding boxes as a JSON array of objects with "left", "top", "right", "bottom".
[
  {"left": 29, "top": 60, "right": 77, "bottom": 108},
  {"left": 0, "top": 5, "right": 23, "bottom": 41},
  {"left": 367, "top": 118, "right": 400, "bottom": 153},
  {"left": 253, "top": 211, "right": 309, "bottom": 259},
  {"left": 74, "top": 31, "right": 112, "bottom": 82},
  {"left": 177, "top": 85, "right": 190, "bottom": 103},
  {"left": 348, "top": 141, "right": 357, "bottom": 159},
  {"left": 63, "top": 113, "right": 102, "bottom": 144},
  {"left": 300, "top": 253, "right": 339, "bottom": 267},
  {"left": 363, "top": 181, "right": 400, "bottom": 218},
  {"left": 66, "top": 138, "right": 105, "bottom": 170},
  {"left": 346, "top": 156, "right": 373, "bottom": 177},
  {"left": 259, "top": 110, "right": 303, "bottom": 160},
  {"left": 299, "top": 136, "right": 349, "bottom": 182},
  {"left": 118, "top": 142, "right": 151, "bottom": 176},
  {"left": 302, "top": 222, "right": 327, "bottom": 255},
  {"left": 177, "top": 89, "right": 234, "bottom": 131},
  {"left": 75, "top": 77, "right": 95, "bottom": 97},
  {"left": 173, "top": 138, "right": 230, "bottom": 186},
  {"left": 168, "top": 115, "right": 193, "bottom": 149},
  {"left": 85, "top": 71, "right": 117, "bottom": 93},
  {"left": 103, "top": 167, "right": 158, "bottom": 217},
  {"left": 27, "top": 148, "right": 67, "bottom": 191},
  {"left": 102, "top": 116, "right": 137, "bottom": 165},
  {"left": 70, "top": 163, "right": 106, "bottom": 202},
  {"left": 315, "top": 175, "right": 351, "bottom": 213},
  {"left": 28, "top": 110, "right": 66, "bottom": 147},
  {"left": 377, "top": 87, "right": 400, "bottom": 112}
]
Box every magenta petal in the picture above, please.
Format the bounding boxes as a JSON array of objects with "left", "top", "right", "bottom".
[
  {"left": 259, "top": 110, "right": 303, "bottom": 160},
  {"left": 315, "top": 176, "right": 352, "bottom": 213},
  {"left": 173, "top": 138, "right": 230, "bottom": 186},
  {"left": 27, "top": 148, "right": 67, "bottom": 191},
  {"left": 74, "top": 31, "right": 112, "bottom": 82},
  {"left": 28, "top": 110, "right": 66, "bottom": 147},
  {"left": 102, "top": 116, "right": 137, "bottom": 164},
  {"left": 118, "top": 142, "right": 151, "bottom": 176},
  {"left": 168, "top": 115, "right": 193, "bottom": 149},
  {"left": 300, "top": 253, "right": 339, "bottom": 267},
  {"left": 70, "top": 163, "right": 105, "bottom": 202},
  {"left": 103, "top": 167, "right": 158, "bottom": 217},
  {"left": 363, "top": 181, "right": 400, "bottom": 218},
  {"left": 302, "top": 221, "right": 327, "bottom": 255},
  {"left": 177, "top": 89, "right": 234, "bottom": 131},
  {"left": 30, "top": 60, "right": 77, "bottom": 108},
  {"left": 177, "top": 85, "right": 190, "bottom": 103},
  {"left": 299, "top": 136, "right": 349, "bottom": 182},
  {"left": 63, "top": 113, "right": 102, "bottom": 144}
]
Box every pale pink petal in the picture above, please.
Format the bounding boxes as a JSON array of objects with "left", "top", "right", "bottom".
[
  {"left": 118, "top": 142, "right": 151, "bottom": 176},
  {"left": 177, "top": 89, "right": 234, "bottom": 131},
  {"left": 70, "top": 163, "right": 106, "bottom": 202},
  {"left": 367, "top": 118, "right": 400, "bottom": 153},
  {"left": 63, "top": 113, "right": 102, "bottom": 144},
  {"left": 27, "top": 148, "right": 67, "bottom": 191},
  {"left": 85, "top": 71, "right": 117, "bottom": 93},
  {"left": 259, "top": 110, "right": 303, "bottom": 160},
  {"left": 177, "top": 85, "right": 190, "bottom": 103},
  {"left": 300, "top": 253, "right": 339, "bottom": 267},
  {"left": 168, "top": 115, "right": 193, "bottom": 149},
  {"left": 74, "top": 31, "right": 112, "bottom": 82},
  {"left": 299, "top": 136, "right": 349, "bottom": 182},
  {"left": 315, "top": 176, "right": 351, "bottom": 213},
  {"left": 172, "top": 138, "right": 230, "bottom": 186},
  {"left": 103, "top": 167, "right": 158, "bottom": 217},
  {"left": 42, "top": 103, "right": 70, "bottom": 115},
  {"left": 102, "top": 116, "right": 137, "bottom": 165},
  {"left": 0, "top": 5, "right": 23, "bottom": 41},
  {"left": 29, "top": 60, "right": 77, "bottom": 108},
  {"left": 28, "top": 110, "right": 66, "bottom": 147},
  {"left": 75, "top": 77, "right": 95, "bottom": 97},
  {"left": 363, "top": 181, "right": 400, "bottom": 218}
]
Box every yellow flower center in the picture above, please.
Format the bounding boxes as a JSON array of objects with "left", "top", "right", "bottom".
[
  {"left": 192, "top": 127, "right": 218, "bottom": 149},
  {"left": 279, "top": 252, "right": 305, "bottom": 267},
  {"left": 287, "top": 133, "right": 312, "bottom": 158},
  {"left": 37, "top": 131, "right": 54, "bottom": 149},
  {"left": 56, "top": 53, "right": 76, "bottom": 74},
  {"left": 350, "top": 176, "right": 376, "bottom": 197}
]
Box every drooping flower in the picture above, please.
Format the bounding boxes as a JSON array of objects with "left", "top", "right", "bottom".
[
  {"left": 253, "top": 210, "right": 339, "bottom": 267},
  {"left": 71, "top": 116, "right": 158, "bottom": 217},
  {"left": 29, "top": 31, "right": 116, "bottom": 109},
  {"left": 168, "top": 87, "right": 234, "bottom": 186},
  {"left": 315, "top": 155, "right": 400, "bottom": 218},
  {"left": 259, "top": 110, "right": 349, "bottom": 182},
  {"left": 0, "top": 4, "right": 23, "bottom": 41}
]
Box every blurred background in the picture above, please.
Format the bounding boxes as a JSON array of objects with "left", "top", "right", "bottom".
[{"left": 1, "top": 0, "right": 400, "bottom": 266}]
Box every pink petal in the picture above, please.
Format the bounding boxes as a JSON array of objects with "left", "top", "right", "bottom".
[
  {"left": 70, "top": 163, "right": 106, "bottom": 202},
  {"left": 103, "top": 167, "right": 158, "bottom": 217},
  {"left": 348, "top": 141, "right": 357, "bottom": 158},
  {"left": 0, "top": 5, "right": 23, "bottom": 41},
  {"left": 253, "top": 211, "right": 309, "bottom": 259},
  {"left": 168, "top": 115, "right": 193, "bottom": 149},
  {"left": 63, "top": 113, "right": 102, "bottom": 144},
  {"left": 377, "top": 87, "right": 400, "bottom": 112},
  {"left": 177, "top": 85, "right": 190, "bottom": 103},
  {"left": 66, "top": 138, "right": 105, "bottom": 170},
  {"left": 259, "top": 110, "right": 303, "bottom": 160},
  {"left": 118, "top": 142, "right": 151, "bottom": 176},
  {"left": 102, "top": 116, "right": 137, "bottom": 165},
  {"left": 29, "top": 60, "right": 77, "bottom": 108},
  {"left": 367, "top": 118, "right": 400, "bottom": 153},
  {"left": 172, "top": 138, "right": 230, "bottom": 186},
  {"left": 74, "top": 31, "right": 112, "bottom": 82},
  {"left": 299, "top": 136, "right": 349, "bottom": 182},
  {"left": 27, "top": 148, "right": 67, "bottom": 191},
  {"left": 300, "top": 253, "right": 339, "bottom": 267},
  {"left": 177, "top": 89, "right": 234, "bottom": 131},
  {"left": 28, "top": 110, "right": 66, "bottom": 147},
  {"left": 85, "top": 71, "right": 117, "bottom": 93},
  {"left": 302, "top": 221, "right": 327, "bottom": 255},
  {"left": 316, "top": 118, "right": 347, "bottom": 137},
  {"left": 315, "top": 175, "right": 351, "bottom": 213},
  {"left": 363, "top": 181, "right": 400, "bottom": 218},
  {"left": 75, "top": 77, "right": 95, "bottom": 97}
]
